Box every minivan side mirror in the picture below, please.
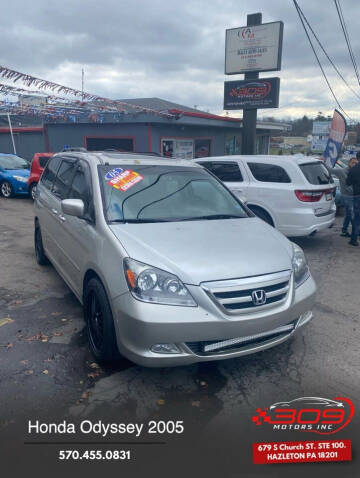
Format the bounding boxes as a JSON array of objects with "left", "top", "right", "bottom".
[{"left": 61, "top": 199, "right": 84, "bottom": 218}]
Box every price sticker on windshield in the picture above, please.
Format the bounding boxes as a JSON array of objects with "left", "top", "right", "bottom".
[{"left": 107, "top": 169, "right": 144, "bottom": 191}]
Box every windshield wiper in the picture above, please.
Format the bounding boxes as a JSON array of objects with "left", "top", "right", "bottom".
[
  {"left": 178, "top": 214, "right": 244, "bottom": 221},
  {"left": 111, "top": 218, "right": 175, "bottom": 224}
]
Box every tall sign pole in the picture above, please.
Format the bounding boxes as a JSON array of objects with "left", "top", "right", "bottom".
[
  {"left": 224, "top": 14, "right": 283, "bottom": 155},
  {"left": 242, "top": 13, "right": 262, "bottom": 155}
]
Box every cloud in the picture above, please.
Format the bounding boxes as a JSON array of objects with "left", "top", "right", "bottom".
[{"left": 1, "top": 0, "right": 360, "bottom": 119}]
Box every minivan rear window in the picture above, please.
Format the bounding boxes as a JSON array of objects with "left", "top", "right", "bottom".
[{"left": 300, "top": 162, "right": 334, "bottom": 185}]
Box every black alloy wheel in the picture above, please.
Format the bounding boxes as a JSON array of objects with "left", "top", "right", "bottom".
[
  {"left": 34, "top": 225, "right": 49, "bottom": 265},
  {"left": 85, "top": 277, "right": 119, "bottom": 363},
  {"left": 88, "top": 292, "right": 105, "bottom": 354}
]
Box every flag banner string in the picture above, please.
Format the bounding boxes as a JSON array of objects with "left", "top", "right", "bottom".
[{"left": 0, "top": 65, "right": 175, "bottom": 118}]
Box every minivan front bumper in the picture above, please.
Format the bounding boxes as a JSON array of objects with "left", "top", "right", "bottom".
[{"left": 112, "top": 274, "right": 317, "bottom": 367}]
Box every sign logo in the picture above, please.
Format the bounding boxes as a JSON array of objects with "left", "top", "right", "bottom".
[
  {"left": 224, "top": 78, "right": 279, "bottom": 110},
  {"left": 229, "top": 81, "right": 271, "bottom": 100},
  {"left": 105, "top": 167, "right": 124, "bottom": 180},
  {"left": 240, "top": 27, "right": 255, "bottom": 39},
  {"left": 252, "top": 289, "right": 267, "bottom": 306},
  {"left": 252, "top": 397, "right": 354, "bottom": 435}
]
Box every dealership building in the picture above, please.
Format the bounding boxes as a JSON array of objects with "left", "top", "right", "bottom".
[{"left": 0, "top": 97, "right": 285, "bottom": 160}]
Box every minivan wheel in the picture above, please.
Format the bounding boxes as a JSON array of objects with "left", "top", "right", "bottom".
[
  {"left": 0, "top": 181, "right": 14, "bottom": 198},
  {"left": 29, "top": 182, "right": 37, "bottom": 200},
  {"left": 84, "top": 278, "right": 120, "bottom": 363},
  {"left": 248, "top": 205, "right": 274, "bottom": 227},
  {"left": 34, "top": 225, "right": 49, "bottom": 265}
]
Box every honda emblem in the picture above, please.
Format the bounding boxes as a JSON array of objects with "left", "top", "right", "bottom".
[{"left": 252, "top": 289, "right": 267, "bottom": 306}]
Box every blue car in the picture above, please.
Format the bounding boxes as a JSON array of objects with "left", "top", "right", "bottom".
[{"left": 0, "top": 154, "right": 30, "bottom": 198}]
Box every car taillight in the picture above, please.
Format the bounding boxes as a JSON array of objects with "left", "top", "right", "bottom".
[{"left": 295, "top": 190, "right": 324, "bottom": 202}]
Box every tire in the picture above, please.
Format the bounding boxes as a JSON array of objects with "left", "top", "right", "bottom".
[
  {"left": 0, "top": 181, "right": 14, "bottom": 198},
  {"left": 248, "top": 205, "right": 274, "bottom": 227},
  {"left": 29, "top": 182, "right": 37, "bottom": 200},
  {"left": 84, "top": 277, "right": 120, "bottom": 363},
  {"left": 34, "top": 224, "right": 49, "bottom": 265}
]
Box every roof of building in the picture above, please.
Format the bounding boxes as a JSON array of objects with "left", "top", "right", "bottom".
[{"left": 117, "top": 97, "right": 203, "bottom": 114}]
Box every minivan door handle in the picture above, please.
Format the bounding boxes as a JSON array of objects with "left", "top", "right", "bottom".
[
  {"left": 51, "top": 208, "right": 58, "bottom": 215},
  {"left": 58, "top": 214, "right": 66, "bottom": 223}
]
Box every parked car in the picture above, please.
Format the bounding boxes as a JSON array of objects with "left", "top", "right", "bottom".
[
  {"left": 0, "top": 153, "right": 30, "bottom": 198},
  {"left": 195, "top": 155, "right": 336, "bottom": 237},
  {"left": 34, "top": 151, "right": 316, "bottom": 366},
  {"left": 28, "top": 152, "right": 54, "bottom": 199}
]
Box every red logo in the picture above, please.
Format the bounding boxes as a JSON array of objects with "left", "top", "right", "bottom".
[
  {"left": 240, "top": 27, "right": 255, "bottom": 39},
  {"left": 229, "top": 81, "right": 271, "bottom": 100},
  {"left": 252, "top": 397, "right": 354, "bottom": 435}
]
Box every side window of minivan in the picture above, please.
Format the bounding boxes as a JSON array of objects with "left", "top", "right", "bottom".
[
  {"left": 247, "top": 163, "right": 291, "bottom": 183},
  {"left": 200, "top": 161, "right": 243, "bottom": 182},
  {"left": 68, "top": 162, "right": 95, "bottom": 221},
  {"left": 41, "top": 156, "right": 62, "bottom": 190},
  {"left": 52, "top": 159, "right": 77, "bottom": 199}
]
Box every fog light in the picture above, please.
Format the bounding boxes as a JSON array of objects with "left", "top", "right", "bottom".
[{"left": 151, "top": 343, "right": 181, "bottom": 354}]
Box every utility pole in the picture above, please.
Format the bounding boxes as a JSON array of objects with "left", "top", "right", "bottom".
[
  {"left": 242, "top": 12, "right": 262, "bottom": 155},
  {"left": 7, "top": 113, "right": 17, "bottom": 154}
]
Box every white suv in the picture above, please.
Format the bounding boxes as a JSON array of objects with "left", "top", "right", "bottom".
[{"left": 196, "top": 155, "right": 336, "bottom": 237}]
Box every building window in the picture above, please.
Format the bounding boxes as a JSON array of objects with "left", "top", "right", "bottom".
[
  {"left": 161, "top": 138, "right": 211, "bottom": 159},
  {"left": 194, "top": 139, "right": 211, "bottom": 158},
  {"left": 85, "top": 137, "right": 134, "bottom": 151},
  {"left": 225, "top": 134, "right": 242, "bottom": 155},
  {"left": 255, "top": 135, "right": 270, "bottom": 154}
]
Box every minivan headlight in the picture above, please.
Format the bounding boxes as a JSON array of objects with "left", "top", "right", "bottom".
[
  {"left": 292, "top": 243, "right": 310, "bottom": 287},
  {"left": 124, "top": 258, "right": 197, "bottom": 307}
]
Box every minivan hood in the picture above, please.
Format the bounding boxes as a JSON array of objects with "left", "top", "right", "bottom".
[{"left": 110, "top": 218, "right": 293, "bottom": 284}]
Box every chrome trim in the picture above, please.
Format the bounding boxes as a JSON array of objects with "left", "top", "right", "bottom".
[
  {"left": 266, "top": 285, "right": 289, "bottom": 298},
  {"left": 202, "top": 270, "right": 290, "bottom": 292},
  {"left": 203, "top": 323, "right": 295, "bottom": 352},
  {"left": 201, "top": 270, "right": 292, "bottom": 315}
]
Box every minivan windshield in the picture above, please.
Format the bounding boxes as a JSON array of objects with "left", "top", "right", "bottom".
[
  {"left": 0, "top": 154, "right": 29, "bottom": 170},
  {"left": 99, "top": 164, "right": 248, "bottom": 223}
]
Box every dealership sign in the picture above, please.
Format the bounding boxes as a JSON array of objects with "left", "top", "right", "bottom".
[
  {"left": 225, "top": 21, "right": 283, "bottom": 74},
  {"left": 224, "top": 77, "right": 280, "bottom": 110}
]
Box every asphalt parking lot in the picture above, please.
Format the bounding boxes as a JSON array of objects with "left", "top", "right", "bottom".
[{"left": 1, "top": 196, "right": 359, "bottom": 475}]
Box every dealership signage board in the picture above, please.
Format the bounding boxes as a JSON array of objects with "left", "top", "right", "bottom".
[
  {"left": 312, "top": 121, "right": 331, "bottom": 135},
  {"left": 224, "top": 77, "right": 280, "bottom": 110},
  {"left": 225, "top": 21, "right": 283, "bottom": 74}
]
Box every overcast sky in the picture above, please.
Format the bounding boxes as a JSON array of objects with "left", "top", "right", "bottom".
[{"left": 1, "top": 0, "right": 360, "bottom": 120}]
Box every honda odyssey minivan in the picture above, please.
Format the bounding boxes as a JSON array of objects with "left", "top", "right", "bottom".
[{"left": 34, "top": 152, "right": 316, "bottom": 366}]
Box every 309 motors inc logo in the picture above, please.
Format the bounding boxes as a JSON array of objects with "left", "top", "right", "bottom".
[{"left": 252, "top": 397, "right": 354, "bottom": 434}]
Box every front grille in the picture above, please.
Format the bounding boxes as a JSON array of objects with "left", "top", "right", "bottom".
[
  {"left": 186, "top": 321, "right": 296, "bottom": 356},
  {"left": 201, "top": 270, "right": 291, "bottom": 314}
]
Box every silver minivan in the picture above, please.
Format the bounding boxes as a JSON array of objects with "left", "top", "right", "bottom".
[{"left": 34, "top": 152, "right": 316, "bottom": 367}]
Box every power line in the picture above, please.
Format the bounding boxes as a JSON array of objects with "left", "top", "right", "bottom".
[
  {"left": 294, "top": 2, "right": 360, "bottom": 102},
  {"left": 293, "top": 0, "right": 353, "bottom": 122},
  {"left": 334, "top": 0, "right": 360, "bottom": 88}
]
